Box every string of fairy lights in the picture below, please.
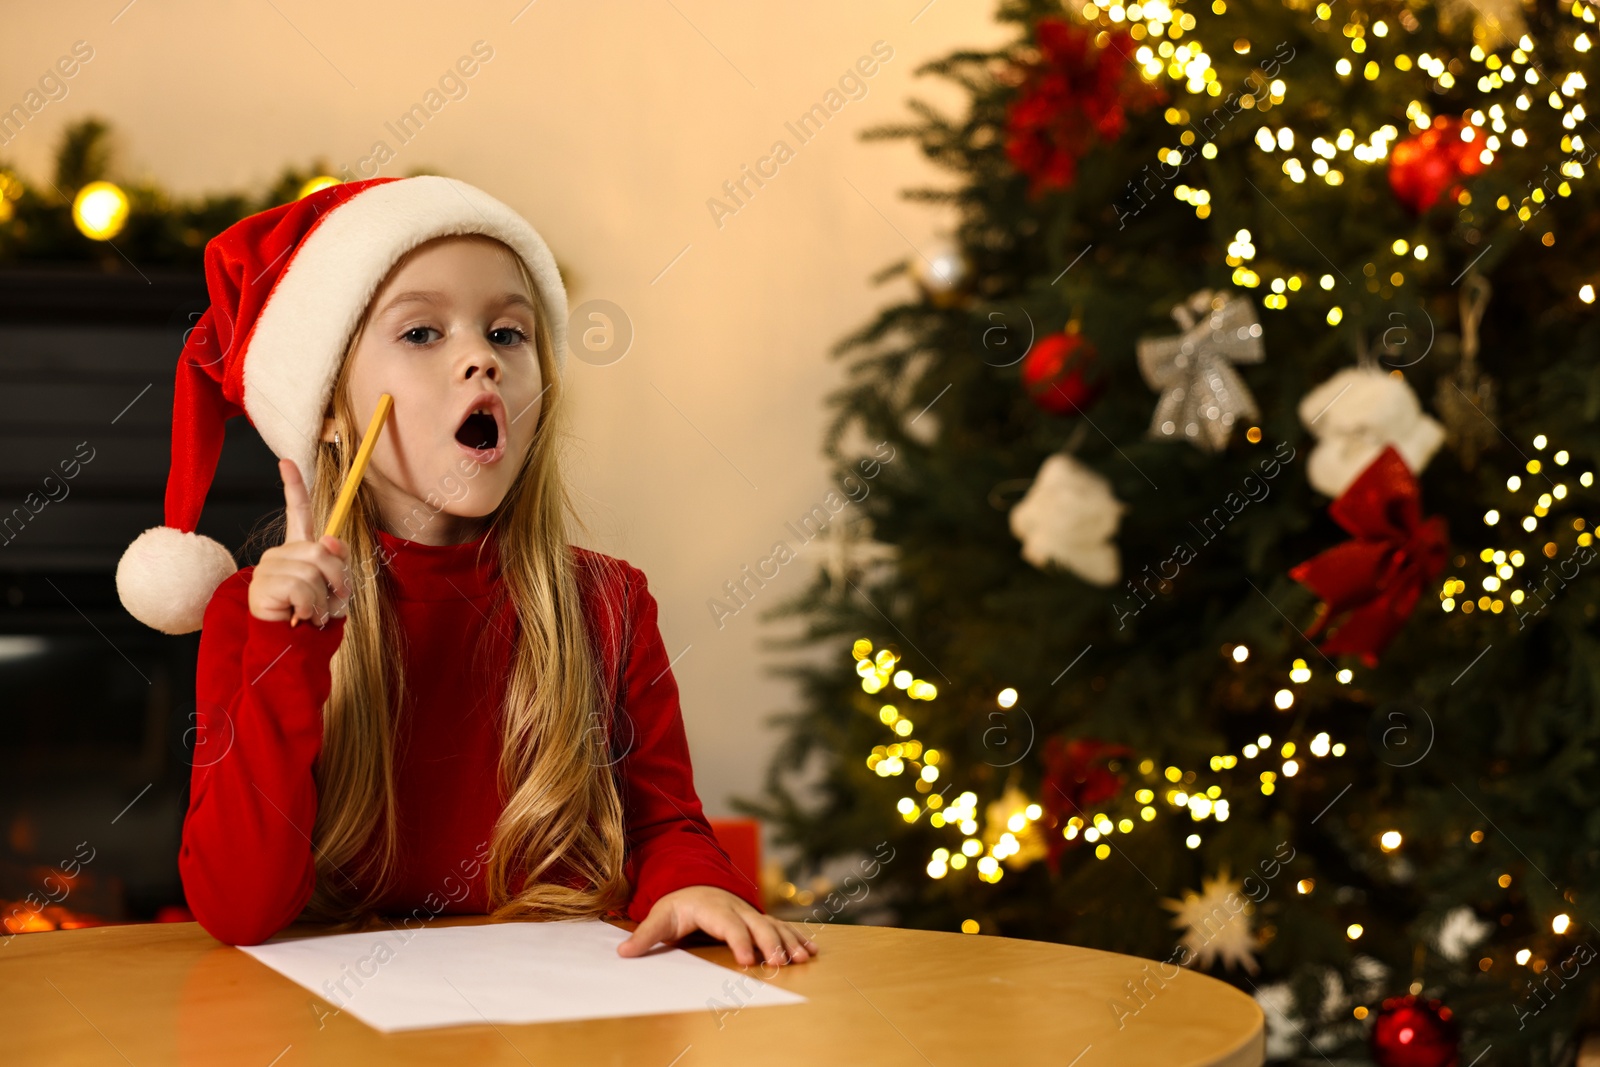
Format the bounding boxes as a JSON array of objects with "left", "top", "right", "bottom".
[
  {"left": 1442, "top": 434, "right": 1595, "bottom": 617},
  {"left": 851, "top": 625, "right": 1579, "bottom": 965},
  {"left": 850, "top": 635, "right": 1350, "bottom": 888},
  {"left": 1413, "top": 430, "right": 1588, "bottom": 984},
  {"left": 1072, "top": 0, "right": 1599, "bottom": 312}
]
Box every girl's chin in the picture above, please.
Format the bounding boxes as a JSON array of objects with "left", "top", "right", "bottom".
[
  {"left": 386, "top": 502, "right": 504, "bottom": 542},
  {"left": 429, "top": 494, "right": 509, "bottom": 522}
]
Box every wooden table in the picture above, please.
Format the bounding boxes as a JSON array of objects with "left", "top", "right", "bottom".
[{"left": 3, "top": 916, "right": 1265, "bottom": 1066}]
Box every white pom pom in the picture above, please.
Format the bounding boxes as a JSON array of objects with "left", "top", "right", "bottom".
[{"left": 115, "top": 526, "right": 238, "bottom": 635}]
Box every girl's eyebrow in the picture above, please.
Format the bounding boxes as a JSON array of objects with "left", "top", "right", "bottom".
[
  {"left": 377, "top": 289, "right": 537, "bottom": 317},
  {"left": 497, "top": 292, "right": 539, "bottom": 315}
]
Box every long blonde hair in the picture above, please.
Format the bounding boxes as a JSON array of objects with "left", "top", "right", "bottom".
[{"left": 248, "top": 236, "right": 632, "bottom": 931}]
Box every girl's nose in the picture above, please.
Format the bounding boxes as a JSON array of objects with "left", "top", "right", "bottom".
[{"left": 463, "top": 349, "right": 501, "bottom": 382}]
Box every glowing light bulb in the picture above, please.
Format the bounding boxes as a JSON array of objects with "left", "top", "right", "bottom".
[
  {"left": 72, "top": 181, "right": 130, "bottom": 241},
  {"left": 297, "top": 176, "right": 341, "bottom": 199}
]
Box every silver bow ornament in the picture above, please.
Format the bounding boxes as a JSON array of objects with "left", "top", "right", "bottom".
[{"left": 1136, "top": 289, "right": 1265, "bottom": 452}]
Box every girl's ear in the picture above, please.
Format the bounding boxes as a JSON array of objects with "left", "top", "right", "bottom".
[{"left": 319, "top": 415, "right": 338, "bottom": 443}]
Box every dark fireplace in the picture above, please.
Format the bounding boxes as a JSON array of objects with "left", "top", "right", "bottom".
[{"left": 0, "top": 268, "right": 281, "bottom": 933}]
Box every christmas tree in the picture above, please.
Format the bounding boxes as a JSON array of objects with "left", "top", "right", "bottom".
[{"left": 737, "top": 0, "right": 1600, "bottom": 1062}]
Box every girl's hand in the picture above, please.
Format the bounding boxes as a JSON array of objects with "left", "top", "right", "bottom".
[
  {"left": 616, "top": 885, "right": 819, "bottom": 968},
  {"left": 247, "top": 458, "right": 353, "bottom": 627}
]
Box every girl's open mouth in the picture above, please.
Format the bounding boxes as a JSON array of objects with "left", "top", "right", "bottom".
[{"left": 455, "top": 406, "right": 505, "bottom": 463}]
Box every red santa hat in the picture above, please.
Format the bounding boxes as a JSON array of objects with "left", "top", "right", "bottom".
[{"left": 114, "top": 175, "right": 570, "bottom": 635}]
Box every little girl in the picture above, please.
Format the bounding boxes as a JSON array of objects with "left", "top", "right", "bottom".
[{"left": 113, "top": 175, "right": 816, "bottom": 970}]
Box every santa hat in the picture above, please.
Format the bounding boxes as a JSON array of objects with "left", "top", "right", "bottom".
[{"left": 114, "top": 175, "right": 570, "bottom": 635}]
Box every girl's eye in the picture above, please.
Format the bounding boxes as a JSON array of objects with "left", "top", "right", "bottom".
[
  {"left": 399, "top": 325, "right": 528, "bottom": 346},
  {"left": 489, "top": 326, "right": 530, "bottom": 346}
]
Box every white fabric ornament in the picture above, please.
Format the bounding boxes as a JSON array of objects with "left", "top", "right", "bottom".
[
  {"left": 1137, "top": 288, "right": 1265, "bottom": 452},
  {"left": 1163, "top": 869, "right": 1261, "bottom": 974},
  {"left": 1298, "top": 366, "right": 1445, "bottom": 498},
  {"left": 1008, "top": 452, "right": 1124, "bottom": 586},
  {"left": 1432, "top": 907, "right": 1493, "bottom": 963}
]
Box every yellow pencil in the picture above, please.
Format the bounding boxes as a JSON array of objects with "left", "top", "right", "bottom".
[{"left": 291, "top": 392, "right": 393, "bottom": 628}]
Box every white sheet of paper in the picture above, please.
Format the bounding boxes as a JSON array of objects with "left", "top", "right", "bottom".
[{"left": 238, "top": 918, "right": 807, "bottom": 1032}]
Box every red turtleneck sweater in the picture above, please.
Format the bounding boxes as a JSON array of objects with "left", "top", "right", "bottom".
[{"left": 178, "top": 526, "right": 763, "bottom": 946}]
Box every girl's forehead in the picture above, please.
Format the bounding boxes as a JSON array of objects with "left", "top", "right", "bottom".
[
  {"left": 370, "top": 237, "right": 531, "bottom": 306},
  {"left": 393, "top": 233, "right": 520, "bottom": 273}
]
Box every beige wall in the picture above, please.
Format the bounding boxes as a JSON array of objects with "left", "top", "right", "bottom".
[{"left": 4, "top": 1, "right": 1010, "bottom": 862}]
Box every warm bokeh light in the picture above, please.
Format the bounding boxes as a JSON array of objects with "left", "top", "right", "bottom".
[{"left": 71, "top": 180, "right": 129, "bottom": 240}]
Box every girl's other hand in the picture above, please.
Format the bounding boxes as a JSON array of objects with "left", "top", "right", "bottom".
[
  {"left": 616, "top": 885, "right": 819, "bottom": 968},
  {"left": 247, "top": 458, "right": 353, "bottom": 627}
]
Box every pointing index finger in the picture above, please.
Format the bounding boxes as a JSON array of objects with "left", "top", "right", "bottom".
[{"left": 280, "top": 458, "right": 316, "bottom": 544}]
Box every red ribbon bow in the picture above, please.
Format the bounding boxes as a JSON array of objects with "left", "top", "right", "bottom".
[{"left": 1289, "top": 446, "right": 1449, "bottom": 667}]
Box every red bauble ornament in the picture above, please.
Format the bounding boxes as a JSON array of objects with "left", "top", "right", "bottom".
[
  {"left": 1004, "top": 18, "right": 1165, "bottom": 196},
  {"left": 1039, "top": 736, "right": 1130, "bottom": 873},
  {"left": 1370, "top": 994, "right": 1460, "bottom": 1067},
  {"left": 1387, "top": 115, "right": 1488, "bottom": 213},
  {"left": 1022, "top": 329, "right": 1105, "bottom": 415}
]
